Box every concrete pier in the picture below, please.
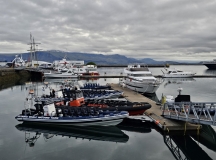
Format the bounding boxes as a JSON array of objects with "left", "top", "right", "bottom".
[
  {"left": 80, "top": 74, "right": 216, "bottom": 79},
  {"left": 110, "top": 83, "right": 201, "bottom": 132},
  {"left": 0, "top": 68, "right": 43, "bottom": 82}
]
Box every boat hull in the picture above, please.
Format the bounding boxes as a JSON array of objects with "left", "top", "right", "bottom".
[
  {"left": 124, "top": 78, "right": 160, "bottom": 94},
  {"left": 203, "top": 64, "right": 216, "bottom": 69},
  {"left": 15, "top": 112, "right": 129, "bottom": 126},
  {"left": 43, "top": 74, "right": 78, "bottom": 78},
  {"left": 86, "top": 104, "right": 151, "bottom": 116},
  {"left": 162, "top": 74, "right": 195, "bottom": 78}
]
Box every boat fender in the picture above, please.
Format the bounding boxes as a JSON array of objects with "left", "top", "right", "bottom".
[{"left": 155, "top": 120, "right": 160, "bottom": 125}]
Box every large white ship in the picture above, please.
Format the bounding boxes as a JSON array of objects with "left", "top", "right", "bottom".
[{"left": 123, "top": 64, "right": 161, "bottom": 94}]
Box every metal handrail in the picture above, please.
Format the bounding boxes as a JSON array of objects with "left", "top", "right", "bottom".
[{"left": 162, "top": 102, "right": 216, "bottom": 126}]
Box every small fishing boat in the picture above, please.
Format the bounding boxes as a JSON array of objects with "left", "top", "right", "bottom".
[
  {"left": 15, "top": 102, "right": 129, "bottom": 126},
  {"left": 85, "top": 99, "right": 151, "bottom": 116}
]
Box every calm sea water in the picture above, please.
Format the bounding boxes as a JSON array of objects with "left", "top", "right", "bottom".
[{"left": 0, "top": 65, "right": 216, "bottom": 160}]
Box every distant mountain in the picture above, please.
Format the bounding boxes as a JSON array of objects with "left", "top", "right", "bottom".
[
  {"left": 139, "top": 58, "right": 166, "bottom": 64},
  {"left": 0, "top": 51, "right": 200, "bottom": 65}
]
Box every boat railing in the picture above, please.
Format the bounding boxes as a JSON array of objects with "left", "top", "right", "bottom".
[
  {"left": 162, "top": 101, "right": 216, "bottom": 126},
  {"left": 128, "top": 77, "right": 161, "bottom": 85}
]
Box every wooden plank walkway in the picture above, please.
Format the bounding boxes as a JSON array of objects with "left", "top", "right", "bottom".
[{"left": 110, "top": 83, "right": 201, "bottom": 132}]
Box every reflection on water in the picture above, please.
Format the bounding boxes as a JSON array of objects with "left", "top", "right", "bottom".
[
  {"left": 191, "top": 125, "right": 216, "bottom": 152},
  {"left": 164, "top": 135, "right": 212, "bottom": 160},
  {"left": 0, "top": 78, "right": 30, "bottom": 91},
  {"left": 154, "top": 124, "right": 216, "bottom": 160},
  {"left": 163, "top": 77, "right": 196, "bottom": 88},
  {"left": 16, "top": 123, "right": 130, "bottom": 146},
  {"left": 15, "top": 120, "right": 216, "bottom": 160},
  {"left": 15, "top": 120, "right": 153, "bottom": 147},
  {"left": 205, "top": 69, "right": 216, "bottom": 75}
]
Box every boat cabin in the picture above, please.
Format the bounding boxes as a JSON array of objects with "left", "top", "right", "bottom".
[
  {"left": 126, "top": 64, "right": 149, "bottom": 72},
  {"left": 62, "top": 89, "right": 85, "bottom": 107},
  {"left": 168, "top": 70, "right": 182, "bottom": 74}
]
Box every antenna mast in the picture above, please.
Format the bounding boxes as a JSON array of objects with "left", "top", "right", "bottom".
[{"left": 27, "top": 33, "right": 41, "bottom": 67}]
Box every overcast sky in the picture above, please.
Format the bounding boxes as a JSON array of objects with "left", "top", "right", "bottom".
[{"left": 0, "top": 0, "right": 216, "bottom": 61}]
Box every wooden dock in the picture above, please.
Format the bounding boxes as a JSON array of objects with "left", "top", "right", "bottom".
[{"left": 110, "top": 83, "right": 201, "bottom": 132}]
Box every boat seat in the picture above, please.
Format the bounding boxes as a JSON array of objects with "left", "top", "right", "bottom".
[{"left": 34, "top": 103, "right": 43, "bottom": 112}]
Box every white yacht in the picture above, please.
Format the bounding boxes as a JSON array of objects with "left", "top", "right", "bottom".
[
  {"left": 6, "top": 55, "right": 27, "bottom": 67},
  {"left": 71, "top": 65, "right": 99, "bottom": 75},
  {"left": 43, "top": 68, "right": 79, "bottom": 79},
  {"left": 123, "top": 64, "right": 161, "bottom": 94},
  {"left": 55, "top": 64, "right": 99, "bottom": 75},
  {"left": 53, "top": 58, "right": 84, "bottom": 70},
  {"left": 162, "top": 68, "right": 196, "bottom": 78}
]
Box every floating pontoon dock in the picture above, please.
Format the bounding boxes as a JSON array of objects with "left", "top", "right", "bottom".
[{"left": 110, "top": 84, "right": 201, "bottom": 132}]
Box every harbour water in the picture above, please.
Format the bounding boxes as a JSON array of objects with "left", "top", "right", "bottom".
[{"left": 1, "top": 65, "right": 216, "bottom": 160}]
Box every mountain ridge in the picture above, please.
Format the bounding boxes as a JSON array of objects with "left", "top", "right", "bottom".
[{"left": 0, "top": 51, "right": 200, "bottom": 65}]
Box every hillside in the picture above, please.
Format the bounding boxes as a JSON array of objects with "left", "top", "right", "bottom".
[{"left": 0, "top": 50, "right": 195, "bottom": 65}]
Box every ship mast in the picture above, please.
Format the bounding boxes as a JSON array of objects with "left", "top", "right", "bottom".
[{"left": 27, "top": 33, "right": 41, "bottom": 67}]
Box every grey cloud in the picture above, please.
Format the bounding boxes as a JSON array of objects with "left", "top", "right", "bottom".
[{"left": 0, "top": 0, "right": 216, "bottom": 61}]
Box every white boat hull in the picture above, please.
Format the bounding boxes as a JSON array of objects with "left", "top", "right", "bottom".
[
  {"left": 124, "top": 78, "right": 160, "bottom": 94},
  {"left": 43, "top": 73, "right": 78, "bottom": 78},
  {"left": 162, "top": 73, "right": 195, "bottom": 78},
  {"left": 15, "top": 112, "right": 129, "bottom": 126}
]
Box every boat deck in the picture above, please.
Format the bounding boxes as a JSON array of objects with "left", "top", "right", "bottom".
[{"left": 110, "top": 83, "right": 201, "bottom": 132}]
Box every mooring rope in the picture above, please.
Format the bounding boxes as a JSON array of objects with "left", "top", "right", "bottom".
[
  {"left": 184, "top": 122, "right": 187, "bottom": 136},
  {"left": 197, "top": 125, "right": 200, "bottom": 145}
]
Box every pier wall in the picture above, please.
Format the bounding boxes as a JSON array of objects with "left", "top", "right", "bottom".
[
  {"left": 97, "top": 64, "right": 166, "bottom": 68},
  {"left": 0, "top": 68, "right": 30, "bottom": 89}
]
